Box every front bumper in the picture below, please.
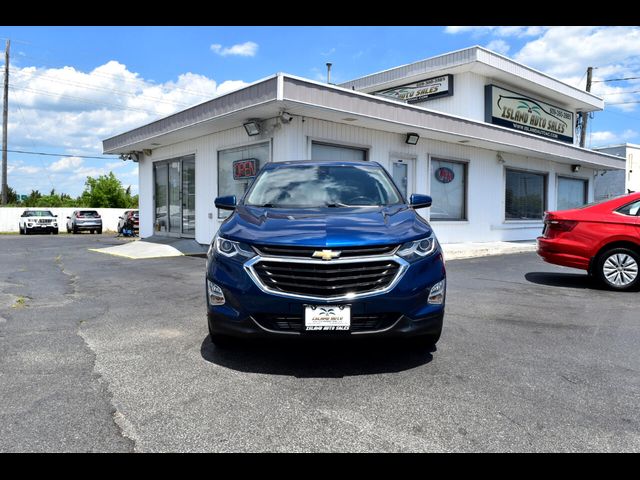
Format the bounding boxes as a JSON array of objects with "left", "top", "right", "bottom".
[
  {"left": 206, "top": 250, "right": 446, "bottom": 338},
  {"left": 25, "top": 224, "right": 57, "bottom": 232}
]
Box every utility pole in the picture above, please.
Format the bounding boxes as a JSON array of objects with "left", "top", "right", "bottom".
[
  {"left": 579, "top": 66, "right": 593, "bottom": 148},
  {"left": 1, "top": 39, "right": 9, "bottom": 205},
  {"left": 326, "top": 63, "right": 332, "bottom": 84}
]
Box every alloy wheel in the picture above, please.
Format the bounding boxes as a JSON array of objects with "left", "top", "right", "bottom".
[{"left": 603, "top": 253, "right": 638, "bottom": 287}]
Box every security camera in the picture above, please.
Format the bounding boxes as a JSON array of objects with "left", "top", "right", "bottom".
[{"left": 280, "top": 112, "right": 293, "bottom": 124}]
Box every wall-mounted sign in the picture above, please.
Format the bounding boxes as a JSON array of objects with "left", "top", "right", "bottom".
[
  {"left": 233, "top": 158, "right": 258, "bottom": 180},
  {"left": 375, "top": 74, "right": 453, "bottom": 104},
  {"left": 485, "top": 85, "right": 574, "bottom": 144},
  {"left": 435, "top": 167, "right": 455, "bottom": 184}
]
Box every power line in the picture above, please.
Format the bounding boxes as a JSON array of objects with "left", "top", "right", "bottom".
[
  {"left": 12, "top": 53, "right": 215, "bottom": 99},
  {"left": 593, "top": 76, "right": 640, "bottom": 83},
  {"left": 607, "top": 100, "right": 640, "bottom": 105},
  {"left": 602, "top": 89, "right": 640, "bottom": 95},
  {"left": 7, "top": 149, "right": 114, "bottom": 160},
  {"left": 10, "top": 67, "right": 197, "bottom": 108},
  {"left": 9, "top": 84, "right": 162, "bottom": 115}
]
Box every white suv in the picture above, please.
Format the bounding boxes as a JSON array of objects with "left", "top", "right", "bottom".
[{"left": 19, "top": 210, "right": 59, "bottom": 235}]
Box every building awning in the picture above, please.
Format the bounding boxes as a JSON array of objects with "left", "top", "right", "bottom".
[{"left": 103, "top": 73, "right": 624, "bottom": 171}]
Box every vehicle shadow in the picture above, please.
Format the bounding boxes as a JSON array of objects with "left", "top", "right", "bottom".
[
  {"left": 525, "top": 271, "right": 606, "bottom": 290},
  {"left": 200, "top": 336, "right": 434, "bottom": 378}
]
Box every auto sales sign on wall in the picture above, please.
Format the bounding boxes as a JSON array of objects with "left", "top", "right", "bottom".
[
  {"left": 485, "top": 85, "right": 574, "bottom": 144},
  {"left": 375, "top": 75, "right": 453, "bottom": 104}
]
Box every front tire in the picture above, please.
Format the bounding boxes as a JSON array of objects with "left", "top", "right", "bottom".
[
  {"left": 73, "top": 225, "right": 78, "bottom": 234},
  {"left": 97, "top": 228, "right": 102, "bottom": 235},
  {"left": 53, "top": 229, "right": 58, "bottom": 235},
  {"left": 596, "top": 247, "right": 640, "bottom": 291}
]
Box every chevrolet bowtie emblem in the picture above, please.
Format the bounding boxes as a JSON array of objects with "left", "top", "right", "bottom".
[{"left": 312, "top": 249, "right": 341, "bottom": 261}]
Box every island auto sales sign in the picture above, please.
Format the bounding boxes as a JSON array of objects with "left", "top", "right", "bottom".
[{"left": 485, "top": 85, "right": 574, "bottom": 143}]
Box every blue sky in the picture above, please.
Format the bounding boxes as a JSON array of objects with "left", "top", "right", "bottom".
[{"left": 1, "top": 26, "right": 639, "bottom": 197}]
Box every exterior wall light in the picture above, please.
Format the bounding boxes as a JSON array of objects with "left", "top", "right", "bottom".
[
  {"left": 405, "top": 133, "right": 420, "bottom": 145},
  {"left": 243, "top": 121, "right": 261, "bottom": 136},
  {"left": 571, "top": 164, "right": 581, "bottom": 173}
]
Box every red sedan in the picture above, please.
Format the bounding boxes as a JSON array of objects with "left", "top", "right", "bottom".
[{"left": 537, "top": 192, "right": 640, "bottom": 291}]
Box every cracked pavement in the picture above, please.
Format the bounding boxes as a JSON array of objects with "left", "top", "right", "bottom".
[{"left": 0, "top": 234, "right": 639, "bottom": 452}]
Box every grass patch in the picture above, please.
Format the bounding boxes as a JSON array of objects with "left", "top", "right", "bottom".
[{"left": 12, "top": 296, "right": 27, "bottom": 309}]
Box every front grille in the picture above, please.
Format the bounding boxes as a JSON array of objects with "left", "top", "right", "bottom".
[
  {"left": 253, "top": 313, "right": 401, "bottom": 332},
  {"left": 252, "top": 259, "right": 400, "bottom": 297},
  {"left": 254, "top": 244, "right": 398, "bottom": 258},
  {"left": 37, "top": 219, "right": 53, "bottom": 224}
]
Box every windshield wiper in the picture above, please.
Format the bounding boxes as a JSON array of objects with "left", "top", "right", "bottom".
[{"left": 325, "top": 202, "right": 353, "bottom": 208}]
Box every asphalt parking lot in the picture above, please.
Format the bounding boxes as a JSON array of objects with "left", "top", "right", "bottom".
[{"left": 0, "top": 234, "right": 638, "bottom": 452}]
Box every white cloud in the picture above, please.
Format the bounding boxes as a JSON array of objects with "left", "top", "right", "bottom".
[
  {"left": 49, "top": 156, "right": 83, "bottom": 172},
  {"left": 590, "top": 129, "right": 638, "bottom": 146},
  {"left": 445, "top": 26, "right": 545, "bottom": 37},
  {"left": 210, "top": 41, "right": 258, "bottom": 57},
  {"left": 485, "top": 39, "right": 510, "bottom": 56},
  {"left": 7, "top": 60, "right": 248, "bottom": 196}
]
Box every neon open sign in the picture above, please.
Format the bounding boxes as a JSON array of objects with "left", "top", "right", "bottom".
[{"left": 233, "top": 158, "right": 258, "bottom": 180}]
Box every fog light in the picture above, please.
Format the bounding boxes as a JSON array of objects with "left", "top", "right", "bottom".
[
  {"left": 428, "top": 279, "right": 445, "bottom": 304},
  {"left": 207, "top": 280, "right": 225, "bottom": 305}
]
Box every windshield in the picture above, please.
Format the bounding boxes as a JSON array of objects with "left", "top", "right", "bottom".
[
  {"left": 245, "top": 164, "right": 403, "bottom": 208},
  {"left": 24, "top": 210, "right": 54, "bottom": 217},
  {"left": 78, "top": 211, "right": 99, "bottom": 217}
]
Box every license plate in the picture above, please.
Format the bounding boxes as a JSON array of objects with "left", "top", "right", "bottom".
[{"left": 304, "top": 305, "right": 351, "bottom": 331}]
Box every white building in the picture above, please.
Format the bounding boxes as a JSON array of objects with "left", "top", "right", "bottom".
[
  {"left": 102, "top": 46, "right": 624, "bottom": 245},
  {"left": 593, "top": 143, "right": 640, "bottom": 200}
]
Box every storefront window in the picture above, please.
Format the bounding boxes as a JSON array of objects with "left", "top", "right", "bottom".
[
  {"left": 557, "top": 176, "right": 587, "bottom": 210},
  {"left": 311, "top": 142, "right": 367, "bottom": 161},
  {"left": 218, "top": 142, "right": 270, "bottom": 218},
  {"left": 505, "top": 169, "right": 546, "bottom": 220},
  {"left": 430, "top": 158, "right": 466, "bottom": 221}
]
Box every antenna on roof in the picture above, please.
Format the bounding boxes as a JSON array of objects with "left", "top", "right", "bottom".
[{"left": 326, "top": 63, "right": 332, "bottom": 84}]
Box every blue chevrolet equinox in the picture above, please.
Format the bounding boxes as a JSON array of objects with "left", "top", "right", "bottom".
[{"left": 206, "top": 160, "right": 446, "bottom": 346}]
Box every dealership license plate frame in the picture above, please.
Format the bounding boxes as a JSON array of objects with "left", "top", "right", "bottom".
[{"left": 304, "top": 305, "right": 351, "bottom": 332}]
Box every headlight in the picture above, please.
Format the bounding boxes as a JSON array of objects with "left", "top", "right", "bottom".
[
  {"left": 397, "top": 233, "right": 438, "bottom": 261},
  {"left": 210, "top": 235, "right": 256, "bottom": 259},
  {"left": 428, "top": 279, "right": 446, "bottom": 304},
  {"left": 207, "top": 279, "right": 225, "bottom": 305}
]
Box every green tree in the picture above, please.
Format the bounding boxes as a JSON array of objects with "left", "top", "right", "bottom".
[
  {"left": 1, "top": 185, "right": 19, "bottom": 204},
  {"left": 79, "top": 172, "right": 129, "bottom": 208},
  {"left": 23, "top": 189, "right": 43, "bottom": 207}
]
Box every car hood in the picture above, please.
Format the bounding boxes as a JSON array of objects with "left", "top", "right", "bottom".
[{"left": 220, "top": 205, "right": 433, "bottom": 247}]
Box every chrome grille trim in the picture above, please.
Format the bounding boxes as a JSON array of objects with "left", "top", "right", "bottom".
[{"left": 244, "top": 254, "right": 409, "bottom": 302}]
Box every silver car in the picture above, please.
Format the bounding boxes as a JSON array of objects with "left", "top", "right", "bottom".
[{"left": 66, "top": 210, "right": 103, "bottom": 234}]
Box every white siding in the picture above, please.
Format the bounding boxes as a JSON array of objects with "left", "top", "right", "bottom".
[
  {"left": 140, "top": 115, "right": 596, "bottom": 245},
  {"left": 410, "top": 72, "right": 486, "bottom": 121}
]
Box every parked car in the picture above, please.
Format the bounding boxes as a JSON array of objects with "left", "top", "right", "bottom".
[
  {"left": 206, "top": 160, "right": 446, "bottom": 347},
  {"left": 118, "top": 210, "right": 139, "bottom": 234},
  {"left": 19, "top": 210, "right": 58, "bottom": 235},
  {"left": 537, "top": 192, "right": 640, "bottom": 291},
  {"left": 66, "top": 210, "right": 102, "bottom": 234}
]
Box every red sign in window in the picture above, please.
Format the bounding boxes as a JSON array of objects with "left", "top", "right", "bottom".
[
  {"left": 435, "top": 167, "right": 455, "bottom": 184},
  {"left": 233, "top": 158, "right": 258, "bottom": 180}
]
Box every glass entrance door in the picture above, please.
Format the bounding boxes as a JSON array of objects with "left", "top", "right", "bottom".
[
  {"left": 182, "top": 158, "right": 195, "bottom": 236},
  {"left": 153, "top": 155, "right": 195, "bottom": 237},
  {"left": 391, "top": 157, "right": 415, "bottom": 200}
]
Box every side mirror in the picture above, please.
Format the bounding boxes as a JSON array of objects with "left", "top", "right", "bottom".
[
  {"left": 119, "top": 216, "right": 123, "bottom": 219},
  {"left": 66, "top": 216, "right": 70, "bottom": 219},
  {"left": 409, "top": 194, "right": 432, "bottom": 209},
  {"left": 215, "top": 195, "right": 237, "bottom": 211}
]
